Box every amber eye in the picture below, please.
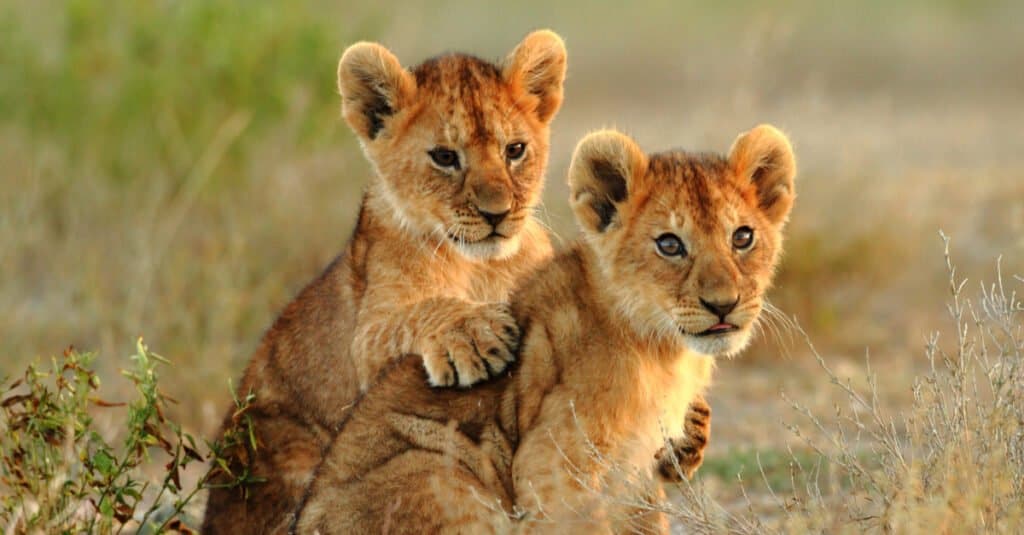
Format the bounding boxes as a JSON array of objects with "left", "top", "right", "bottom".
[
  {"left": 428, "top": 148, "right": 460, "bottom": 169},
  {"left": 655, "top": 233, "right": 687, "bottom": 257},
  {"left": 732, "top": 226, "right": 755, "bottom": 250},
  {"left": 505, "top": 142, "right": 526, "bottom": 161}
]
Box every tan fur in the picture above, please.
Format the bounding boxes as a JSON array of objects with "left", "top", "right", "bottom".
[
  {"left": 294, "top": 125, "right": 797, "bottom": 534},
  {"left": 202, "top": 31, "right": 567, "bottom": 534}
]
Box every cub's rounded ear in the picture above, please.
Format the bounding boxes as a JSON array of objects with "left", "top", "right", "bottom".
[
  {"left": 568, "top": 130, "right": 647, "bottom": 234},
  {"left": 503, "top": 29, "right": 567, "bottom": 124},
  {"left": 337, "top": 42, "right": 416, "bottom": 141},
  {"left": 728, "top": 124, "right": 797, "bottom": 226}
]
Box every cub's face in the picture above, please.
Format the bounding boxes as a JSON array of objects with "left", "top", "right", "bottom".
[
  {"left": 569, "top": 126, "right": 797, "bottom": 357},
  {"left": 337, "top": 31, "right": 566, "bottom": 260}
]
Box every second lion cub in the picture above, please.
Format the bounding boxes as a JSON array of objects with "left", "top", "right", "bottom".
[{"left": 295, "top": 125, "right": 797, "bottom": 534}]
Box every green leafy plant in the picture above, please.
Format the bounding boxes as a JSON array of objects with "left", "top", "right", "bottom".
[
  {"left": 0, "top": 339, "right": 252, "bottom": 534},
  {"left": 204, "top": 383, "right": 263, "bottom": 501}
]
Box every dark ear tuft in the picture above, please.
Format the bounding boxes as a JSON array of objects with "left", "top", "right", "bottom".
[
  {"left": 337, "top": 42, "right": 415, "bottom": 141},
  {"left": 503, "top": 30, "right": 567, "bottom": 123},
  {"left": 568, "top": 130, "right": 647, "bottom": 234},
  {"left": 591, "top": 159, "right": 628, "bottom": 203},
  {"left": 728, "top": 124, "right": 797, "bottom": 226},
  {"left": 361, "top": 85, "right": 392, "bottom": 140}
]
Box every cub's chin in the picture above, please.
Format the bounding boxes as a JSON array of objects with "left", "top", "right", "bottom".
[
  {"left": 681, "top": 326, "right": 753, "bottom": 358},
  {"left": 450, "top": 233, "right": 521, "bottom": 262}
]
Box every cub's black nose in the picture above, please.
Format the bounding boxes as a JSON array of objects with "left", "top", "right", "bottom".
[
  {"left": 479, "top": 209, "right": 509, "bottom": 227},
  {"left": 700, "top": 297, "right": 738, "bottom": 319}
]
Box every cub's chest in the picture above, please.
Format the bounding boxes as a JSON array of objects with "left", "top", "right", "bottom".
[{"left": 605, "top": 353, "right": 714, "bottom": 474}]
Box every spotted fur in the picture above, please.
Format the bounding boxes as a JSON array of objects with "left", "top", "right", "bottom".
[
  {"left": 293, "top": 125, "right": 797, "bottom": 534},
  {"left": 202, "top": 31, "right": 566, "bottom": 534}
]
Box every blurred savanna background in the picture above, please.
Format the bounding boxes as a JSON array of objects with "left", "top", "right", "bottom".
[{"left": 2, "top": 0, "right": 1022, "bottom": 531}]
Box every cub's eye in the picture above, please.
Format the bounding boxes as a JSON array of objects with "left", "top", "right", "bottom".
[
  {"left": 505, "top": 142, "right": 526, "bottom": 161},
  {"left": 428, "top": 148, "right": 460, "bottom": 169},
  {"left": 655, "top": 233, "right": 687, "bottom": 257},
  {"left": 732, "top": 226, "right": 755, "bottom": 250}
]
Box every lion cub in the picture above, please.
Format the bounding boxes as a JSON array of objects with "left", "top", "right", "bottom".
[
  {"left": 203, "top": 31, "right": 567, "bottom": 533},
  {"left": 294, "top": 125, "right": 797, "bottom": 534}
]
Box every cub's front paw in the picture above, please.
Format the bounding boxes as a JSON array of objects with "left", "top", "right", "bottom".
[
  {"left": 421, "top": 303, "right": 520, "bottom": 388},
  {"left": 655, "top": 397, "right": 711, "bottom": 482}
]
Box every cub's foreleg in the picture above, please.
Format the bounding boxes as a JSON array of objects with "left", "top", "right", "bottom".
[
  {"left": 352, "top": 297, "right": 520, "bottom": 390},
  {"left": 655, "top": 395, "right": 712, "bottom": 482}
]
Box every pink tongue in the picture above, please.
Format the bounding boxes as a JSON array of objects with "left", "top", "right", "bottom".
[{"left": 709, "top": 323, "right": 733, "bottom": 332}]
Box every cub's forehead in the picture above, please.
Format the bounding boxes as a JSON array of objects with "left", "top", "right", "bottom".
[
  {"left": 411, "top": 54, "right": 523, "bottom": 143},
  {"left": 413, "top": 54, "right": 503, "bottom": 86},
  {"left": 642, "top": 152, "right": 747, "bottom": 230}
]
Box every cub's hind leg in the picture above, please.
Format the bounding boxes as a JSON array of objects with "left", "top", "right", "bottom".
[
  {"left": 294, "top": 450, "right": 512, "bottom": 535},
  {"left": 294, "top": 376, "right": 514, "bottom": 535},
  {"left": 204, "top": 407, "right": 330, "bottom": 535}
]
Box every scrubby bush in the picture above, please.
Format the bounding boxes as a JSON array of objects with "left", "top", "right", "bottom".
[{"left": 0, "top": 339, "right": 252, "bottom": 534}]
